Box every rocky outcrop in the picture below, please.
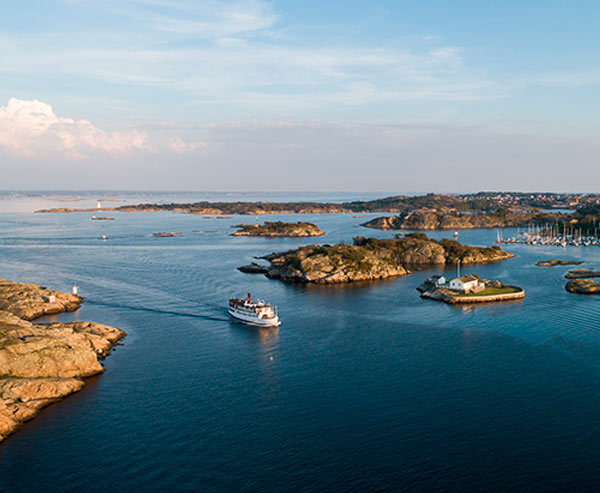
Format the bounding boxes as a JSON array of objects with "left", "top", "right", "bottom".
[
  {"left": 0, "top": 279, "right": 126, "bottom": 443},
  {"left": 238, "top": 262, "right": 269, "bottom": 274},
  {"left": 564, "top": 269, "right": 600, "bottom": 279},
  {"left": 565, "top": 279, "right": 600, "bottom": 294},
  {"left": 152, "top": 232, "right": 182, "bottom": 237},
  {"left": 362, "top": 215, "right": 404, "bottom": 230},
  {"left": 536, "top": 259, "right": 583, "bottom": 267},
  {"left": 0, "top": 279, "right": 82, "bottom": 320},
  {"left": 265, "top": 244, "right": 409, "bottom": 283},
  {"left": 362, "top": 208, "right": 563, "bottom": 231},
  {"left": 232, "top": 221, "right": 325, "bottom": 237},
  {"left": 254, "top": 233, "right": 513, "bottom": 284}
]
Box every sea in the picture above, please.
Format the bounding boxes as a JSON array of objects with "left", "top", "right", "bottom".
[{"left": 1, "top": 191, "right": 600, "bottom": 492}]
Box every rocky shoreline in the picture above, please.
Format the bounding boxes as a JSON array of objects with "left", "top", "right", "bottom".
[
  {"left": 240, "top": 233, "right": 514, "bottom": 284},
  {"left": 565, "top": 279, "right": 600, "bottom": 294},
  {"left": 362, "top": 209, "right": 564, "bottom": 231},
  {"left": 0, "top": 279, "right": 126, "bottom": 443},
  {"left": 231, "top": 221, "right": 325, "bottom": 237},
  {"left": 564, "top": 269, "right": 600, "bottom": 279},
  {"left": 536, "top": 259, "right": 583, "bottom": 267},
  {"left": 417, "top": 276, "right": 525, "bottom": 304}
]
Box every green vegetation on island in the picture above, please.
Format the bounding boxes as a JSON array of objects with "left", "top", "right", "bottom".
[
  {"left": 362, "top": 209, "right": 566, "bottom": 231},
  {"left": 243, "top": 233, "right": 514, "bottom": 284},
  {"left": 231, "top": 221, "right": 325, "bottom": 237},
  {"left": 417, "top": 275, "right": 524, "bottom": 304},
  {"left": 36, "top": 193, "right": 493, "bottom": 215}
]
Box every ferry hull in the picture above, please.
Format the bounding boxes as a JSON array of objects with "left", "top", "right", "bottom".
[{"left": 227, "top": 308, "right": 281, "bottom": 327}]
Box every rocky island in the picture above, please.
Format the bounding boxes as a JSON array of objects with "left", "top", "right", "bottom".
[
  {"left": 362, "top": 208, "right": 563, "bottom": 231},
  {"left": 565, "top": 279, "right": 600, "bottom": 294},
  {"left": 417, "top": 275, "right": 525, "bottom": 304},
  {"left": 240, "top": 233, "right": 514, "bottom": 284},
  {"left": 152, "top": 232, "right": 182, "bottom": 237},
  {"left": 536, "top": 259, "right": 583, "bottom": 267},
  {"left": 564, "top": 269, "right": 600, "bottom": 279},
  {"left": 231, "top": 221, "right": 324, "bottom": 237},
  {"left": 0, "top": 278, "right": 126, "bottom": 443}
]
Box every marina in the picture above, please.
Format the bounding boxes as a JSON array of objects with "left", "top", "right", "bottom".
[{"left": 498, "top": 224, "right": 600, "bottom": 247}]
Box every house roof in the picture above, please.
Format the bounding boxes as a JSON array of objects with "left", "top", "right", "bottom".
[{"left": 452, "top": 275, "right": 479, "bottom": 283}]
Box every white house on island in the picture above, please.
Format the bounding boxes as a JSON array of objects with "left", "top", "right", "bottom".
[{"left": 448, "top": 275, "right": 485, "bottom": 293}]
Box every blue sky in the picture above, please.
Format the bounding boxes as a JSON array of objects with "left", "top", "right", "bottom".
[{"left": 1, "top": 0, "right": 599, "bottom": 191}]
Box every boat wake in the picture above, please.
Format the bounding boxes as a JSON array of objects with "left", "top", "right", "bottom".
[{"left": 86, "top": 299, "right": 229, "bottom": 322}]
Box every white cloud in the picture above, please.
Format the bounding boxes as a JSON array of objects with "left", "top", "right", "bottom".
[
  {"left": 0, "top": 0, "right": 596, "bottom": 129},
  {"left": 169, "top": 136, "right": 207, "bottom": 154},
  {"left": 0, "top": 1, "right": 506, "bottom": 114},
  {"left": 66, "top": 0, "right": 278, "bottom": 38},
  {"left": 0, "top": 98, "right": 149, "bottom": 158}
]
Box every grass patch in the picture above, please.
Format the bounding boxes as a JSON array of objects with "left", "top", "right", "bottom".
[{"left": 454, "top": 285, "right": 522, "bottom": 297}]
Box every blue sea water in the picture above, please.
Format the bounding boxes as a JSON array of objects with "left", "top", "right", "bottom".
[{"left": 1, "top": 193, "right": 600, "bottom": 491}]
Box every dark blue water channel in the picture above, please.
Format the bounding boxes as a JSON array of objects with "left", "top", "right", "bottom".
[{"left": 1, "top": 195, "right": 600, "bottom": 491}]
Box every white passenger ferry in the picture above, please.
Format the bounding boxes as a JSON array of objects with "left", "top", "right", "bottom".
[{"left": 228, "top": 294, "right": 281, "bottom": 327}]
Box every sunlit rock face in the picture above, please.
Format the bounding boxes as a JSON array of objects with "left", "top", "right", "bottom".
[{"left": 0, "top": 279, "right": 126, "bottom": 443}]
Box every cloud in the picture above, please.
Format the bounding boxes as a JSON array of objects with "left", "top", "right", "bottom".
[
  {"left": 1, "top": 0, "right": 597, "bottom": 129},
  {"left": 0, "top": 98, "right": 149, "bottom": 158},
  {"left": 169, "top": 136, "right": 207, "bottom": 154},
  {"left": 0, "top": 1, "right": 506, "bottom": 114},
  {"left": 66, "top": 0, "right": 278, "bottom": 38}
]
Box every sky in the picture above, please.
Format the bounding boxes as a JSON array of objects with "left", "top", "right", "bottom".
[{"left": 1, "top": 0, "right": 599, "bottom": 192}]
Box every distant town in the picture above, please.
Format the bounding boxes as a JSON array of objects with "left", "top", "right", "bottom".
[{"left": 456, "top": 192, "right": 600, "bottom": 209}]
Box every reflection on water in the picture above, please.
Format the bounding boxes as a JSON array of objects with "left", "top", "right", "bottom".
[{"left": 229, "top": 321, "right": 280, "bottom": 346}]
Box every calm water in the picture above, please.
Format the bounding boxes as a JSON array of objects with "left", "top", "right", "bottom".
[{"left": 1, "top": 193, "right": 600, "bottom": 491}]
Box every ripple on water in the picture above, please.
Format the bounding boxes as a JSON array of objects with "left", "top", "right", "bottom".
[{"left": 2, "top": 214, "right": 600, "bottom": 490}]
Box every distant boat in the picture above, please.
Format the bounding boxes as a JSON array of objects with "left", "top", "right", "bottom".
[{"left": 228, "top": 294, "right": 280, "bottom": 327}]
